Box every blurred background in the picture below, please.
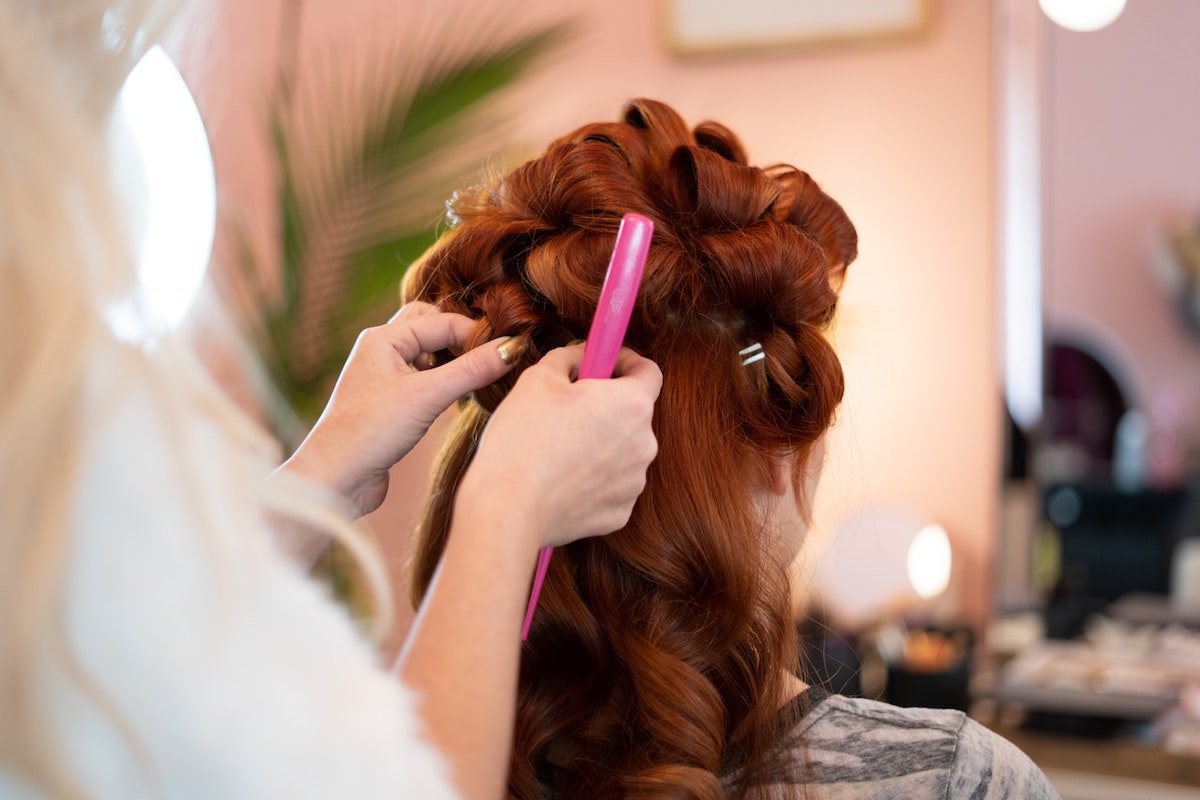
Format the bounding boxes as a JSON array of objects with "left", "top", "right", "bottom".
[{"left": 135, "top": 1, "right": 1200, "bottom": 795}]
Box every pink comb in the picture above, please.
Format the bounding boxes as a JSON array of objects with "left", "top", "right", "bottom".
[{"left": 520, "top": 213, "right": 654, "bottom": 640}]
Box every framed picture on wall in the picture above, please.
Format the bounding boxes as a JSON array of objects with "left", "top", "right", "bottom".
[{"left": 664, "top": 0, "right": 932, "bottom": 56}]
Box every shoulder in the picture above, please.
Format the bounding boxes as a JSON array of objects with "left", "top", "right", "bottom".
[
  {"left": 947, "top": 709, "right": 1061, "bottom": 799},
  {"left": 787, "top": 694, "right": 1059, "bottom": 799},
  {"left": 795, "top": 695, "right": 967, "bottom": 781}
]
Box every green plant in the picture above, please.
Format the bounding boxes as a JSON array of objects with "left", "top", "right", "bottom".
[{"left": 234, "top": 14, "right": 565, "bottom": 448}]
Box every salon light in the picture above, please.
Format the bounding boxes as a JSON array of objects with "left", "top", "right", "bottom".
[
  {"left": 907, "top": 524, "right": 952, "bottom": 600},
  {"left": 1038, "top": 0, "right": 1126, "bottom": 32},
  {"left": 814, "top": 507, "right": 955, "bottom": 628},
  {"left": 115, "top": 46, "right": 215, "bottom": 330}
]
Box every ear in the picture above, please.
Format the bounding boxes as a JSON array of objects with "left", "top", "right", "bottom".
[{"left": 766, "top": 454, "right": 794, "bottom": 498}]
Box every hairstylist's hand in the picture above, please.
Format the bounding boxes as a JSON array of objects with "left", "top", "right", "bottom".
[
  {"left": 279, "top": 302, "right": 518, "bottom": 517},
  {"left": 456, "top": 344, "right": 663, "bottom": 550}
]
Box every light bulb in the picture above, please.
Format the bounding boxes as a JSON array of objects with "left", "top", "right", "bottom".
[
  {"left": 115, "top": 46, "right": 215, "bottom": 331},
  {"left": 907, "top": 524, "right": 952, "bottom": 600},
  {"left": 1039, "top": 0, "right": 1126, "bottom": 33}
]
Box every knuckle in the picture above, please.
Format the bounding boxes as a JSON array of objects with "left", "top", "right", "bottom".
[
  {"left": 354, "top": 326, "right": 381, "bottom": 350},
  {"left": 461, "top": 353, "right": 493, "bottom": 384}
]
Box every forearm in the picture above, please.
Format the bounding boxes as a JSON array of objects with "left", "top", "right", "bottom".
[
  {"left": 396, "top": 498, "right": 540, "bottom": 800},
  {"left": 267, "top": 511, "right": 333, "bottom": 568}
]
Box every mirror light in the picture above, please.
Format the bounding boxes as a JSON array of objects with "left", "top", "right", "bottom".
[
  {"left": 115, "top": 46, "right": 215, "bottom": 331},
  {"left": 907, "top": 524, "right": 952, "bottom": 600},
  {"left": 1039, "top": 0, "right": 1126, "bottom": 32},
  {"left": 814, "top": 507, "right": 955, "bottom": 627}
]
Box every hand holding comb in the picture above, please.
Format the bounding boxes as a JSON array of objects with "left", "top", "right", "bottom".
[{"left": 519, "top": 213, "right": 654, "bottom": 640}]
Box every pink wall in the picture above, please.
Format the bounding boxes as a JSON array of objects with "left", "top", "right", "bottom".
[
  {"left": 1044, "top": 0, "right": 1200, "bottom": 477},
  {"left": 187, "top": 0, "right": 1000, "bottom": 637}
]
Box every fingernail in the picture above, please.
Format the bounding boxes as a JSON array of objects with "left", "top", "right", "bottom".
[{"left": 496, "top": 334, "right": 530, "bottom": 365}]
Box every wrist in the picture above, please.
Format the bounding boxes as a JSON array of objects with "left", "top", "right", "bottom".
[
  {"left": 280, "top": 439, "right": 354, "bottom": 507},
  {"left": 280, "top": 444, "right": 329, "bottom": 488},
  {"left": 453, "top": 469, "right": 548, "bottom": 556}
]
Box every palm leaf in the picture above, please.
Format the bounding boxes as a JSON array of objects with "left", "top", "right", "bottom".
[{"left": 235, "top": 17, "right": 568, "bottom": 447}]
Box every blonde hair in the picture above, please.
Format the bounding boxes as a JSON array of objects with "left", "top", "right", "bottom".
[{"left": 0, "top": 1, "right": 390, "bottom": 796}]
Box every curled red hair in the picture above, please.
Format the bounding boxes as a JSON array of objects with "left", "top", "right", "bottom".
[{"left": 405, "top": 99, "right": 856, "bottom": 800}]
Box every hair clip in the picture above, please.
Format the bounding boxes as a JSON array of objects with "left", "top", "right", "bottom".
[{"left": 739, "top": 342, "right": 765, "bottom": 366}]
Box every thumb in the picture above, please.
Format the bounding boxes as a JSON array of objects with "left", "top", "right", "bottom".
[
  {"left": 418, "top": 337, "right": 517, "bottom": 409},
  {"left": 531, "top": 343, "right": 586, "bottom": 378}
]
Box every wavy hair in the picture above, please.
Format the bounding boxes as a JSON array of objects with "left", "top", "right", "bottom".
[{"left": 405, "top": 99, "right": 856, "bottom": 800}]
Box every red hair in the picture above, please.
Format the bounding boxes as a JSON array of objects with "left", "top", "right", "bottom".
[{"left": 405, "top": 99, "right": 856, "bottom": 800}]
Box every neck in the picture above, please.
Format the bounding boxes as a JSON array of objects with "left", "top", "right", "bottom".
[{"left": 780, "top": 670, "right": 809, "bottom": 709}]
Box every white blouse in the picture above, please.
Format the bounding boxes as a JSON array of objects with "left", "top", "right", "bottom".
[{"left": 1, "top": 339, "right": 458, "bottom": 799}]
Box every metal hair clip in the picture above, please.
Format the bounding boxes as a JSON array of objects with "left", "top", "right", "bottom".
[{"left": 739, "top": 342, "right": 765, "bottom": 366}]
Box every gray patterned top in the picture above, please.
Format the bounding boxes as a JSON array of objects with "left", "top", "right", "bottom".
[{"left": 755, "top": 689, "right": 1061, "bottom": 799}]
